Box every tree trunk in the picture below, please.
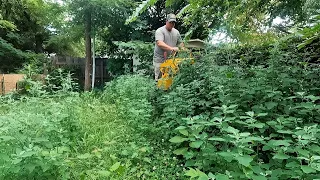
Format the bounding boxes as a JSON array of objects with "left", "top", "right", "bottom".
[{"left": 84, "top": 10, "right": 92, "bottom": 91}]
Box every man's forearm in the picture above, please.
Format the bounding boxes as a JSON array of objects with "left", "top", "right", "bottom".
[{"left": 157, "top": 40, "right": 174, "bottom": 51}]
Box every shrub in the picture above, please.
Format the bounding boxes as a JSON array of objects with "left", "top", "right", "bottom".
[{"left": 154, "top": 36, "right": 320, "bottom": 179}]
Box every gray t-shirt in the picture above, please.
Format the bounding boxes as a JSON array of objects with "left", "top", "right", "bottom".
[{"left": 153, "top": 26, "right": 182, "bottom": 63}]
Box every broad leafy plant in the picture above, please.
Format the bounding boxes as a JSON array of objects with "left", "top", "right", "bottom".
[{"left": 154, "top": 35, "right": 320, "bottom": 179}]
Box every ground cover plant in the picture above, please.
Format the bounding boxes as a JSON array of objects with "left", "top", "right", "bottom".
[
  {"left": 1, "top": 34, "right": 320, "bottom": 179},
  {"left": 0, "top": 75, "right": 185, "bottom": 180},
  {"left": 153, "top": 35, "right": 320, "bottom": 179}
]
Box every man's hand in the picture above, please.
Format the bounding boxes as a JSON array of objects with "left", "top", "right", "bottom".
[{"left": 171, "top": 47, "right": 179, "bottom": 52}]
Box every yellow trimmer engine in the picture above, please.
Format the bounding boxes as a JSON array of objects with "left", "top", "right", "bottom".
[{"left": 157, "top": 51, "right": 193, "bottom": 90}]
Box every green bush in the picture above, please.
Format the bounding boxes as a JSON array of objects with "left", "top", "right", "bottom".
[
  {"left": 16, "top": 68, "right": 79, "bottom": 97},
  {"left": 154, "top": 36, "right": 320, "bottom": 179},
  {"left": 0, "top": 97, "right": 81, "bottom": 179},
  {"left": 102, "top": 74, "right": 155, "bottom": 127}
]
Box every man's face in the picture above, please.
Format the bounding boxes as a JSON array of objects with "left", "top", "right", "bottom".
[{"left": 166, "top": 21, "right": 175, "bottom": 31}]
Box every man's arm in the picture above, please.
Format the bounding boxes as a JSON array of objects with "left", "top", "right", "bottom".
[
  {"left": 155, "top": 29, "right": 179, "bottom": 52},
  {"left": 157, "top": 40, "right": 178, "bottom": 51}
]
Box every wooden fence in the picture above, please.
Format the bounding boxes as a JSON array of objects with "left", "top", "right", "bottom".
[
  {"left": 0, "top": 74, "right": 25, "bottom": 95},
  {"left": 51, "top": 56, "right": 108, "bottom": 88},
  {"left": 0, "top": 74, "right": 46, "bottom": 95}
]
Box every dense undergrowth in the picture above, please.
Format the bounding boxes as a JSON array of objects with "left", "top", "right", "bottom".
[
  {"left": 0, "top": 75, "right": 185, "bottom": 180},
  {"left": 153, "top": 36, "right": 320, "bottom": 179},
  {"left": 1, "top": 35, "right": 320, "bottom": 179}
]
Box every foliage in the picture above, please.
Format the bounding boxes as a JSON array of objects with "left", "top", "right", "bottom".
[
  {"left": 102, "top": 74, "right": 155, "bottom": 127},
  {"left": 152, "top": 35, "right": 320, "bottom": 179},
  {"left": 296, "top": 14, "right": 320, "bottom": 50},
  {"left": 16, "top": 68, "right": 79, "bottom": 97},
  {"left": 0, "top": 0, "right": 80, "bottom": 73},
  {"left": 0, "top": 74, "right": 186, "bottom": 179},
  {"left": 0, "top": 96, "right": 81, "bottom": 179},
  {"left": 127, "top": 0, "right": 311, "bottom": 41},
  {"left": 115, "top": 41, "right": 154, "bottom": 76}
]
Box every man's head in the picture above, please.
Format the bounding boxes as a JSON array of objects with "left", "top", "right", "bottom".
[{"left": 165, "top": 13, "right": 176, "bottom": 31}]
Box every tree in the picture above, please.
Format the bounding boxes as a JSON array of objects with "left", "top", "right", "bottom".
[
  {"left": 126, "top": 0, "right": 311, "bottom": 42},
  {"left": 0, "top": 0, "right": 76, "bottom": 73},
  {"left": 65, "top": 0, "right": 131, "bottom": 90}
]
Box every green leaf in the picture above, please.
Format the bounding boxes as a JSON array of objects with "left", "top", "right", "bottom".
[
  {"left": 257, "top": 113, "right": 268, "bottom": 117},
  {"left": 277, "top": 130, "right": 293, "bottom": 134},
  {"left": 26, "top": 164, "right": 36, "bottom": 173},
  {"left": 139, "top": 147, "right": 147, "bottom": 152},
  {"left": 225, "top": 126, "right": 239, "bottom": 134},
  {"left": 296, "top": 148, "right": 309, "bottom": 157},
  {"left": 12, "top": 158, "right": 22, "bottom": 164},
  {"left": 143, "top": 157, "right": 151, "bottom": 163},
  {"left": 185, "top": 151, "right": 195, "bottom": 159},
  {"left": 185, "top": 168, "right": 198, "bottom": 178},
  {"left": 208, "top": 172, "right": 215, "bottom": 179},
  {"left": 243, "top": 136, "right": 264, "bottom": 143},
  {"left": 97, "top": 170, "right": 111, "bottom": 177},
  {"left": 273, "top": 152, "right": 290, "bottom": 160},
  {"left": 169, "top": 136, "right": 187, "bottom": 143},
  {"left": 218, "top": 152, "right": 234, "bottom": 162},
  {"left": 229, "top": 105, "right": 238, "bottom": 109},
  {"left": 239, "top": 132, "right": 251, "bottom": 137},
  {"left": 208, "top": 137, "right": 226, "bottom": 141},
  {"left": 269, "top": 140, "right": 292, "bottom": 147},
  {"left": 175, "top": 126, "right": 187, "bottom": 130},
  {"left": 235, "top": 155, "right": 253, "bottom": 167},
  {"left": 265, "top": 102, "right": 278, "bottom": 109},
  {"left": 310, "top": 145, "right": 320, "bottom": 153},
  {"left": 20, "top": 151, "right": 36, "bottom": 158},
  {"left": 185, "top": 160, "right": 196, "bottom": 166},
  {"left": 286, "top": 161, "right": 300, "bottom": 168},
  {"left": 252, "top": 166, "right": 263, "bottom": 174},
  {"left": 173, "top": 148, "right": 188, "bottom": 155},
  {"left": 179, "top": 129, "right": 189, "bottom": 136},
  {"left": 249, "top": 123, "right": 265, "bottom": 129},
  {"left": 125, "top": 0, "right": 159, "bottom": 24},
  {"left": 77, "top": 153, "right": 91, "bottom": 159},
  {"left": 33, "top": 137, "right": 49, "bottom": 142},
  {"left": 190, "top": 141, "right": 203, "bottom": 148},
  {"left": 311, "top": 156, "right": 320, "bottom": 160},
  {"left": 0, "top": 136, "right": 15, "bottom": 141},
  {"left": 11, "top": 166, "right": 21, "bottom": 173},
  {"left": 305, "top": 95, "right": 320, "bottom": 102},
  {"left": 215, "top": 174, "right": 229, "bottom": 180},
  {"left": 245, "top": 111, "right": 255, "bottom": 117},
  {"left": 0, "top": 153, "right": 10, "bottom": 161},
  {"left": 198, "top": 175, "right": 209, "bottom": 180},
  {"left": 301, "top": 165, "right": 316, "bottom": 173},
  {"left": 252, "top": 175, "right": 267, "bottom": 180},
  {"left": 185, "top": 168, "right": 208, "bottom": 179},
  {"left": 110, "top": 162, "right": 121, "bottom": 172}
]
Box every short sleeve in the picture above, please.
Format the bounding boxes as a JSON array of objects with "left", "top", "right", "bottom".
[{"left": 155, "top": 29, "right": 164, "bottom": 42}]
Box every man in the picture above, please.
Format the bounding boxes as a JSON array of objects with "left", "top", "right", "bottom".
[{"left": 153, "top": 13, "right": 184, "bottom": 81}]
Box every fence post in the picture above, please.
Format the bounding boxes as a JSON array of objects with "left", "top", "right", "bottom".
[{"left": 1, "top": 74, "right": 4, "bottom": 95}]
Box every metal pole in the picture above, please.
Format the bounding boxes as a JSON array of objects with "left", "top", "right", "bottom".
[{"left": 91, "top": 33, "right": 96, "bottom": 90}]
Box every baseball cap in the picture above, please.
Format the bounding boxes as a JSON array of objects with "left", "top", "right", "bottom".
[{"left": 166, "top": 14, "right": 177, "bottom": 22}]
